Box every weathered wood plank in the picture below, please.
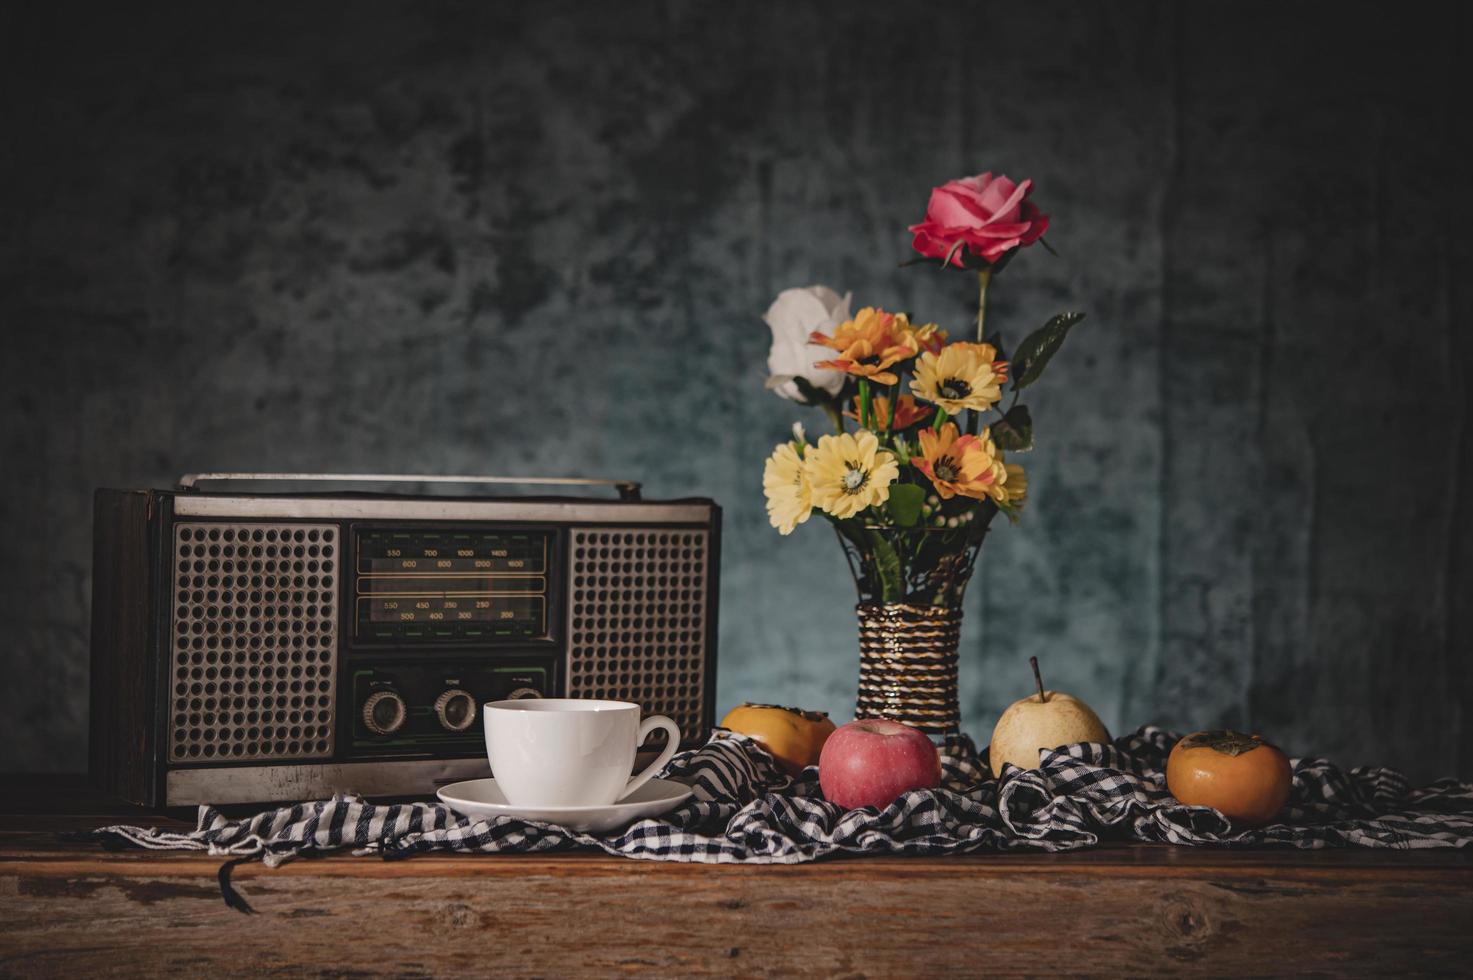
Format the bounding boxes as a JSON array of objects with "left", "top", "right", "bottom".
[
  {"left": 3, "top": 777, "right": 1473, "bottom": 976},
  {"left": 3, "top": 863, "right": 1472, "bottom": 977},
  {"left": 5, "top": 837, "right": 1473, "bottom": 878}
]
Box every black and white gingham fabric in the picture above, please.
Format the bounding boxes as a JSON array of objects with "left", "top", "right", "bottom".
[{"left": 80, "top": 726, "right": 1473, "bottom": 910}]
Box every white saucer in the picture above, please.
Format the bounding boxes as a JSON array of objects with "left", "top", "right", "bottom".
[{"left": 436, "top": 777, "right": 693, "bottom": 833}]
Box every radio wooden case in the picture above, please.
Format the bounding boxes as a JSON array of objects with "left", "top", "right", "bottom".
[{"left": 89, "top": 475, "right": 720, "bottom": 807}]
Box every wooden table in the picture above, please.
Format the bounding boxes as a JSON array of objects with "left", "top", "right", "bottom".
[{"left": 2, "top": 776, "right": 1472, "bottom": 977}]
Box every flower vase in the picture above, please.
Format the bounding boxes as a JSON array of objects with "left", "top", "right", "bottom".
[{"left": 833, "top": 510, "right": 995, "bottom": 736}]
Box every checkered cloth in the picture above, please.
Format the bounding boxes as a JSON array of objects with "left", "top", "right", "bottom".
[{"left": 79, "top": 726, "right": 1473, "bottom": 912}]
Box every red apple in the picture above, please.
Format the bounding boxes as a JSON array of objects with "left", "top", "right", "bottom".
[{"left": 818, "top": 719, "right": 941, "bottom": 810}]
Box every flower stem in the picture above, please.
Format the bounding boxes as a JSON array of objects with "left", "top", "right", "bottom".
[
  {"left": 858, "top": 378, "right": 873, "bottom": 431},
  {"left": 822, "top": 401, "right": 844, "bottom": 434},
  {"left": 975, "top": 265, "right": 992, "bottom": 344},
  {"left": 932, "top": 406, "right": 948, "bottom": 433},
  {"left": 968, "top": 266, "right": 994, "bottom": 437}
]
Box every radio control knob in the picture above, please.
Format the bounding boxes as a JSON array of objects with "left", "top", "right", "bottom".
[
  {"left": 434, "top": 689, "right": 478, "bottom": 733},
  {"left": 362, "top": 690, "right": 407, "bottom": 736},
  {"left": 507, "top": 687, "right": 542, "bottom": 701}
]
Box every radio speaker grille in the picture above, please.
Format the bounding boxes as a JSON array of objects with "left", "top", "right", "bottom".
[
  {"left": 566, "top": 528, "right": 710, "bottom": 741},
  {"left": 168, "top": 523, "right": 339, "bottom": 764}
]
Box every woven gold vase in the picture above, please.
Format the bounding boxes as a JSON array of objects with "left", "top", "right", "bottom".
[
  {"left": 834, "top": 516, "right": 994, "bottom": 737},
  {"left": 855, "top": 603, "right": 963, "bottom": 734}
]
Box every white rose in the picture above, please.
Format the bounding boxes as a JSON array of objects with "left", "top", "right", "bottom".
[{"left": 763, "top": 285, "right": 851, "bottom": 403}]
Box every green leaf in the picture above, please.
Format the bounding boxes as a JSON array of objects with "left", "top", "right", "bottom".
[
  {"left": 984, "top": 332, "right": 1008, "bottom": 361},
  {"left": 864, "top": 529, "right": 904, "bottom": 602},
  {"left": 1010, "top": 312, "right": 1086, "bottom": 391},
  {"left": 995, "top": 498, "right": 1023, "bottom": 525},
  {"left": 939, "top": 238, "right": 967, "bottom": 269},
  {"left": 829, "top": 516, "right": 867, "bottom": 553},
  {"left": 989, "top": 248, "right": 1019, "bottom": 275},
  {"left": 886, "top": 483, "right": 925, "bottom": 527},
  {"left": 990, "top": 404, "right": 1033, "bottom": 453},
  {"left": 790, "top": 375, "right": 830, "bottom": 407}
]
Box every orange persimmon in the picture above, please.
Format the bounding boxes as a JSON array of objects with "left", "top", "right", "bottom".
[
  {"left": 719, "top": 703, "right": 836, "bottom": 776},
  {"left": 1166, "top": 730, "right": 1293, "bottom": 826}
]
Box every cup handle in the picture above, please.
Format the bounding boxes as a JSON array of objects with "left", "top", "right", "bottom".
[{"left": 617, "top": 715, "right": 681, "bottom": 802}]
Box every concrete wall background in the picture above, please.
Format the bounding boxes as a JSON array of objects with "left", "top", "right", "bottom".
[{"left": 2, "top": 1, "right": 1469, "bottom": 780}]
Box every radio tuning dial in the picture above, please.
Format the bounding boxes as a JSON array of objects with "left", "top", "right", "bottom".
[
  {"left": 507, "top": 687, "right": 542, "bottom": 701},
  {"left": 362, "top": 690, "right": 407, "bottom": 736},
  {"left": 434, "top": 689, "right": 478, "bottom": 733}
]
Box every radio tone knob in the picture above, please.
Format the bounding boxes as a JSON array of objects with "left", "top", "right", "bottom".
[
  {"left": 434, "top": 689, "right": 478, "bottom": 732},
  {"left": 507, "top": 687, "right": 542, "bottom": 701},
  {"left": 362, "top": 690, "right": 407, "bottom": 736}
]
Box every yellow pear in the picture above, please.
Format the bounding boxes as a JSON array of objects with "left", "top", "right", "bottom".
[{"left": 989, "top": 658, "right": 1110, "bottom": 778}]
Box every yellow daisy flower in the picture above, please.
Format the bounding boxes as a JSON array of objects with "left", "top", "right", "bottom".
[
  {"left": 991, "top": 461, "right": 1028, "bottom": 509},
  {"left": 911, "top": 342, "right": 1009, "bottom": 414},
  {"left": 804, "top": 430, "right": 899, "bottom": 520},
  {"left": 975, "top": 428, "right": 1028, "bottom": 510},
  {"left": 912, "top": 422, "right": 997, "bottom": 500},
  {"left": 763, "top": 442, "right": 813, "bottom": 535}
]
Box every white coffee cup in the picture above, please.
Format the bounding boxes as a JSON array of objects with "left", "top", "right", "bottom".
[{"left": 482, "top": 698, "right": 681, "bottom": 807}]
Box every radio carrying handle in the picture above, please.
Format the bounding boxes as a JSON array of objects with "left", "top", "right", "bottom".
[{"left": 176, "top": 472, "right": 643, "bottom": 501}]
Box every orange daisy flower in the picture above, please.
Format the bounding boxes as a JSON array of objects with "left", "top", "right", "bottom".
[
  {"left": 844, "top": 394, "right": 934, "bottom": 431},
  {"left": 911, "top": 422, "right": 998, "bottom": 500},
  {"left": 904, "top": 319, "right": 948, "bottom": 355},
  {"left": 811, "top": 307, "right": 920, "bottom": 386}
]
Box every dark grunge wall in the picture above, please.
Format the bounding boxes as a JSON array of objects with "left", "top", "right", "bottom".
[{"left": 2, "top": 1, "right": 1469, "bottom": 780}]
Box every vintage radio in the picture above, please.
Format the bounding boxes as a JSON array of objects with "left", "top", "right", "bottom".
[{"left": 89, "top": 474, "right": 720, "bottom": 807}]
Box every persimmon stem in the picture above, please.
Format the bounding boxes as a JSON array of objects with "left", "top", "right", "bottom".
[{"left": 1030, "top": 656, "right": 1048, "bottom": 702}]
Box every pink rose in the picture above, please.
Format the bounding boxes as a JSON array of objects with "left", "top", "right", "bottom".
[{"left": 908, "top": 172, "right": 1050, "bottom": 267}]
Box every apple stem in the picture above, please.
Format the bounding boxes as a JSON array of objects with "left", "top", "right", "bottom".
[{"left": 1030, "top": 656, "right": 1048, "bottom": 702}]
